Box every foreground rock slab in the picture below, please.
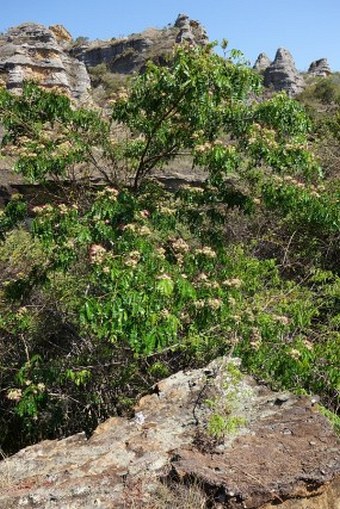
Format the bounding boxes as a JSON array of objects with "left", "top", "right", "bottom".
[{"left": 0, "top": 357, "right": 339, "bottom": 508}]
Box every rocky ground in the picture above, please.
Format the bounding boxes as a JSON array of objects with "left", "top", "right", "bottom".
[{"left": 0, "top": 357, "right": 339, "bottom": 508}]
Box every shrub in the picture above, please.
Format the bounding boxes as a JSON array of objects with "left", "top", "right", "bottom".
[{"left": 0, "top": 43, "right": 338, "bottom": 455}]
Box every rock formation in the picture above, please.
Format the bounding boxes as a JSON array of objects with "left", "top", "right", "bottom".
[
  {"left": 0, "top": 357, "right": 339, "bottom": 508},
  {"left": 0, "top": 18, "right": 336, "bottom": 103},
  {"left": 253, "top": 52, "right": 271, "bottom": 73},
  {"left": 175, "top": 13, "right": 208, "bottom": 45},
  {"left": 49, "top": 24, "right": 73, "bottom": 44},
  {"left": 308, "top": 58, "right": 332, "bottom": 77},
  {"left": 70, "top": 14, "right": 208, "bottom": 74},
  {"left": 263, "top": 48, "right": 305, "bottom": 96},
  {"left": 0, "top": 23, "right": 90, "bottom": 103}
]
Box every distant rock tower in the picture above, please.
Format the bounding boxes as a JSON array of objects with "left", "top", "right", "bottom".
[
  {"left": 264, "top": 48, "right": 305, "bottom": 97},
  {"left": 174, "top": 13, "right": 208, "bottom": 46},
  {"left": 253, "top": 53, "right": 271, "bottom": 73},
  {"left": 308, "top": 58, "right": 331, "bottom": 77}
]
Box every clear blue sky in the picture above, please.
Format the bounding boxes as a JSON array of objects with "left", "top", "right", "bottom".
[{"left": 1, "top": 1, "right": 339, "bottom": 71}]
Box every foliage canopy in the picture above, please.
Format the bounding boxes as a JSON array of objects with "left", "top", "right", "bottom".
[{"left": 0, "top": 44, "right": 339, "bottom": 455}]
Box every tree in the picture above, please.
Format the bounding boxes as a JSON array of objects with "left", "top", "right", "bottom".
[
  {"left": 0, "top": 43, "right": 319, "bottom": 191},
  {"left": 0, "top": 43, "right": 338, "bottom": 455}
]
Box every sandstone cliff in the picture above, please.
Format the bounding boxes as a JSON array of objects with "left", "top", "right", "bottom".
[
  {"left": 0, "top": 17, "right": 336, "bottom": 104},
  {"left": 0, "top": 23, "right": 91, "bottom": 103},
  {"left": 70, "top": 14, "right": 208, "bottom": 75}
]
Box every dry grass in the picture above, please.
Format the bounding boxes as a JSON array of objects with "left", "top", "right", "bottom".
[
  {"left": 0, "top": 449, "right": 12, "bottom": 490},
  {"left": 123, "top": 477, "right": 213, "bottom": 509}
]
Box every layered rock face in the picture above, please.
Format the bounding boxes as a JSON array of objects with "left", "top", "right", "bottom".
[
  {"left": 308, "top": 58, "right": 332, "bottom": 77},
  {"left": 0, "top": 357, "right": 339, "bottom": 508},
  {"left": 70, "top": 14, "right": 208, "bottom": 74},
  {"left": 0, "top": 23, "right": 91, "bottom": 103},
  {"left": 263, "top": 48, "right": 305, "bottom": 96}
]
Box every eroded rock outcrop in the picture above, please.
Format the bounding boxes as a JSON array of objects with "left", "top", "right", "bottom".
[
  {"left": 0, "top": 357, "right": 339, "bottom": 508},
  {"left": 175, "top": 13, "right": 208, "bottom": 45},
  {"left": 263, "top": 48, "right": 305, "bottom": 96},
  {"left": 70, "top": 14, "right": 208, "bottom": 74},
  {"left": 0, "top": 23, "right": 90, "bottom": 103},
  {"left": 308, "top": 58, "right": 332, "bottom": 77},
  {"left": 253, "top": 52, "right": 271, "bottom": 73}
]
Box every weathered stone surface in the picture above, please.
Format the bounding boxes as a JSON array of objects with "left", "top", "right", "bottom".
[
  {"left": 49, "top": 24, "right": 73, "bottom": 44},
  {"left": 175, "top": 13, "right": 208, "bottom": 45},
  {"left": 0, "top": 357, "right": 339, "bottom": 508},
  {"left": 308, "top": 58, "right": 332, "bottom": 77},
  {"left": 264, "top": 48, "right": 305, "bottom": 96},
  {"left": 253, "top": 52, "right": 271, "bottom": 73},
  {"left": 0, "top": 23, "right": 91, "bottom": 103},
  {"left": 70, "top": 14, "right": 208, "bottom": 74}
]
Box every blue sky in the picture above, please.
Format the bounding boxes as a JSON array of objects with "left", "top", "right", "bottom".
[{"left": 1, "top": 1, "right": 339, "bottom": 71}]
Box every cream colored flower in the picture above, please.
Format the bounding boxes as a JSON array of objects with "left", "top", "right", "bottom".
[
  {"left": 228, "top": 296, "right": 236, "bottom": 307},
  {"left": 159, "top": 205, "right": 175, "bottom": 215},
  {"left": 139, "top": 225, "right": 152, "bottom": 236},
  {"left": 223, "top": 278, "right": 242, "bottom": 289},
  {"left": 125, "top": 250, "right": 141, "bottom": 268},
  {"left": 123, "top": 223, "right": 137, "bottom": 232},
  {"left": 157, "top": 273, "right": 172, "bottom": 281},
  {"left": 58, "top": 204, "right": 69, "bottom": 215},
  {"left": 89, "top": 244, "right": 107, "bottom": 264},
  {"left": 196, "top": 246, "right": 216, "bottom": 258},
  {"left": 289, "top": 348, "right": 302, "bottom": 360},
  {"left": 303, "top": 339, "right": 314, "bottom": 351},
  {"left": 193, "top": 299, "right": 206, "bottom": 309},
  {"left": 274, "top": 315, "right": 290, "bottom": 326},
  {"left": 207, "top": 298, "right": 222, "bottom": 310},
  {"left": 197, "top": 272, "right": 208, "bottom": 281},
  {"left": 250, "top": 339, "right": 262, "bottom": 351},
  {"left": 172, "top": 238, "right": 190, "bottom": 253},
  {"left": 155, "top": 247, "right": 166, "bottom": 259},
  {"left": 160, "top": 309, "right": 170, "bottom": 318},
  {"left": 7, "top": 388, "right": 22, "bottom": 401}
]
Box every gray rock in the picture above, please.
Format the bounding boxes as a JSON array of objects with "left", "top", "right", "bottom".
[
  {"left": 253, "top": 52, "right": 271, "bottom": 73},
  {"left": 71, "top": 14, "right": 208, "bottom": 75},
  {"left": 308, "top": 58, "right": 332, "bottom": 77},
  {"left": 0, "top": 23, "right": 91, "bottom": 103},
  {"left": 175, "top": 13, "right": 208, "bottom": 45},
  {"left": 0, "top": 357, "right": 339, "bottom": 508},
  {"left": 71, "top": 35, "right": 154, "bottom": 74},
  {"left": 264, "top": 48, "right": 305, "bottom": 96}
]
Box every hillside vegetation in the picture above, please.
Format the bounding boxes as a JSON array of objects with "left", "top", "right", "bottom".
[{"left": 0, "top": 43, "right": 339, "bottom": 455}]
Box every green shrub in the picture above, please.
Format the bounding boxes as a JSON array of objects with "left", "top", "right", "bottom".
[{"left": 0, "top": 43, "right": 338, "bottom": 455}]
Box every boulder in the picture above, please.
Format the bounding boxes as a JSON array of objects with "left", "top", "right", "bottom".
[
  {"left": 0, "top": 357, "right": 338, "bottom": 508},
  {"left": 308, "top": 58, "right": 332, "bottom": 77},
  {"left": 264, "top": 48, "right": 305, "bottom": 96},
  {"left": 253, "top": 52, "right": 271, "bottom": 73},
  {"left": 0, "top": 23, "right": 91, "bottom": 103}
]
